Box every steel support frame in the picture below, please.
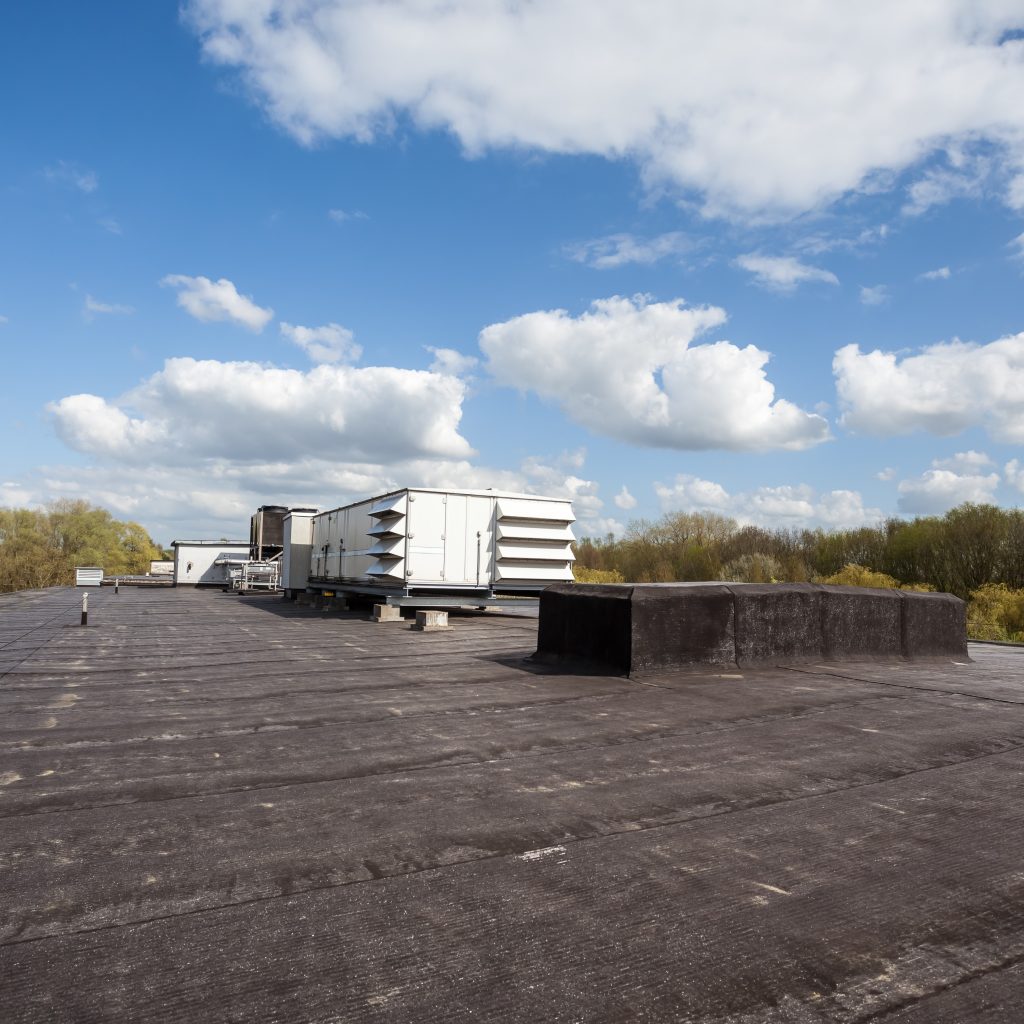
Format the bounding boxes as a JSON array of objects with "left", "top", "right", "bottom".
[{"left": 305, "top": 580, "right": 542, "bottom": 610}]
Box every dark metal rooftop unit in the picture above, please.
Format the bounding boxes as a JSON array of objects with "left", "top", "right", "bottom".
[{"left": 250, "top": 505, "right": 318, "bottom": 561}]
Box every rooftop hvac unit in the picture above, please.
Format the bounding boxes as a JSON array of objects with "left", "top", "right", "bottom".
[
  {"left": 233, "top": 561, "right": 281, "bottom": 593},
  {"left": 281, "top": 509, "right": 318, "bottom": 595},
  {"left": 75, "top": 566, "right": 104, "bottom": 587},
  {"left": 250, "top": 504, "right": 318, "bottom": 560},
  {"left": 309, "top": 488, "right": 575, "bottom": 593}
]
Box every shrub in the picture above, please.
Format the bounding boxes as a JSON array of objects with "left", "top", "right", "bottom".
[
  {"left": 719, "top": 553, "right": 782, "bottom": 584},
  {"left": 572, "top": 565, "right": 625, "bottom": 584},
  {"left": 967, "top": 584, "right": 1024, "bottom": 642},
  {"left": 819, "top": 563, "right": 901, "bottom": 589}
]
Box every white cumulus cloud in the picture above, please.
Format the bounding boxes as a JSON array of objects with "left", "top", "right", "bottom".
[
  {"left": 480, "top": 295, "right": 829, "bottom": 451},
  {"left": 280, "top": 322, "right": 361, "bottom": 364},
  {"left": 613, "top": 486, "right": 638, "bottom": 510},
  {"left": 897, "top": 453, "right": 1001, "bottom": 513},
  {"left": 426, "top": 347, "right": 479, "bottom": 377},
  {"left": 48, "top": 357, "right": 473, "bottom": 466},
  {"left": 328, "top": 208, "right": 367, "bottom": 223},
  {"left": 1010, "top": 175, "right": 1024, "bottom": 210},
  {"left": 797, "top": 224, "right": 890, "bottom": 256},
  {"left": 565, "top": 232, "right": 696, "bottom": 270},
  {"left": 1005, "top": 459, "right": 1024, "bottom": 493},
  {"left": 185, "top": 1, "right": 1024, "bottom": 219},
  {"left": 834, "top": 331, "right": 1024, "bottom": 442},
  {"left": 21, "top": 448, "right": 616, "bottom": 545},
  {"left": 0, "top": 482, "right": 37, "bottom": 507},
  {"left": 918, "top": 266, "right": 952, "bottom": 281},
  {"left": 735, "top": 254, "right": 839, "bottom": 293},
  {"left": 655, "top": 474, "right": 882, "bottom": 529},
  {"left": 83, "top": 295, "right": 134, "bottom": 319},
  {"left": 933, "top": 450, "right": 994, "bottom": 473},
  {"left": 161, "top": 274, "right": 274, "bottom": 332},
  {"left": 517, "top": 450, "right": 617, "bottom": 535},
  {"left": 901, "top": 148, "right": 993, "bottom": 216},
  {"left": 859, "top": 284, "right": 889, "bottom": 306}
]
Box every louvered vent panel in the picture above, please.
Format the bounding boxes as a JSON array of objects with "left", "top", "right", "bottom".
[
  {"left": 369, "top": 494, "right": 408, "bottom": 518},
  {"left": 496, "top": 542, "right": 576, "bottom": 562},
  {"left": 494, "top": 563, "right": 574, "bottom": 583},
  {"left": 495, "top": 522, "right": 574, "bottom": 542},
  {"left": 367, "top": 536, "right": 404, "bottom": 559},
  {"left": 368, "top": 520, "right": 404, "bottom": 538},
  {"left": 367, "top": 491, "right": 408, "bottom": 578},
  {"left": 494, "top": 496, "right": 575, "bottom": 585},
  {"left": 367, "top": 560, "right": 406, "bottom": 580},
  {"left": 496, "top": 498, "right": 574, "bottom": 523}
]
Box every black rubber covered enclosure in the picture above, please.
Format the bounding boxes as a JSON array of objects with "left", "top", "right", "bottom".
[{"left": 536, "top": 582, "right": 967, "bottom": 674}]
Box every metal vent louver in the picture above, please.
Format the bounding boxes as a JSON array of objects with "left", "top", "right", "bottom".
[
  {"left": 495, "top": 522, "right": 575, "bottom": 542},
  {"left": 493, "top": 562, "right": 576, "bottom": 583},
  {"left": 367, "top": 492, "right": 407, "bottom": 578},
  {"left": 494, "top": 497, "right": 575, "bottom": 585},
  {"left": 367, "top": 560, "right": 406, "bottom": 580},
  {"left": 369, "top": 493, "right": 407, "bottom": 518},
  {"left": 495, "top": 542, "right": 577, "bottom": 562},
  {"left": 366, "top": 535, "right": 404, "bottom": 559},
  {"left": 495, "top": 497, "right": 574, "bottom": 524},
  {"left": 367, "top": 519, "right": 404, "bottom": 538}
]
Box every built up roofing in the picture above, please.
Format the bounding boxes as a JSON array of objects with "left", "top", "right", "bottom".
[
  {"left": 170, "top": 539, "right": 250, "bottom": 547},
  {"left": 1, "top": 585, "right": 1023, "bottom": 1022}
]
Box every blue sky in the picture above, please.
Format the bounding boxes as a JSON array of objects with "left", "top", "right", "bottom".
[{"left": 3, "top": 2, "right": 1024, "bottom": 544}]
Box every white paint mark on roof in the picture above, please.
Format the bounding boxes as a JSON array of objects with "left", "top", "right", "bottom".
[
  {"left": 517, "top": 845, "right": 567, "bottom": 863},
  {"left": 751, "top": 882, "right": 791, "bottom": 896}
]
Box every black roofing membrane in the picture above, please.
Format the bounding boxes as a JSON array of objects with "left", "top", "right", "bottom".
[{"left": 2, "top": 586, "right": 1023, "bottom": 1022}]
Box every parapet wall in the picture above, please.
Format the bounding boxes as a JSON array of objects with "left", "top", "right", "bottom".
[{"left": 536, "top": 582, "right": 968, "bottom": 675}]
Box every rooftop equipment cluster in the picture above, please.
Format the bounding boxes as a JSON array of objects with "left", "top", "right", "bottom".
[
  {"left": 157, "top": 492, "right": 969, "bottom": 667},
  {"left": 307, "top": 488, "right": 575, "bottom": 594},
  {"left": 167, "top": 489, "right": 577, "bottom": 604}
]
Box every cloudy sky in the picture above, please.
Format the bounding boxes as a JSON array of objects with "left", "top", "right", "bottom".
[{"left": 3, "top": 2, "right": 1024, "bottom": 544}]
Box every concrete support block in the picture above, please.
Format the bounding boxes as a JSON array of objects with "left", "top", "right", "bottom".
[
  {"left": 820, "top": 586, "right": 903, "bottom": 660},
  {"left": 732, "top": 583, "right": 823, "bottom": 666},
  {"left": 372, "top": 604, "right": 403, "bottom": 623},
  {"left": 412, "top": 610, "right": 454, "bottom": 632},
  {"left": 902, "top": 591, "right": 968, "bottom": 658}
]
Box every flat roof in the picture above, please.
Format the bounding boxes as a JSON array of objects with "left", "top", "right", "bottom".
[
  {"left": 318, "top": 486, "right": 574, "bottom": 517},
  {"left": 170, "top": 539, "right": 249, "bottom": 547},
  {"left": 2, "top": 586, "right": 1023, "bottom": 1021}
]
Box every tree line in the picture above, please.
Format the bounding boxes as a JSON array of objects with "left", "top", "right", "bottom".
[
  {"left": 574, "top": 503, "right": 1024, "bottom": 641},
  {"left": 0, "top": 500, "right": 166, "bottom": 593},
  {"left": 3, "top": 498, "right": 1021, "bottom": 639}
]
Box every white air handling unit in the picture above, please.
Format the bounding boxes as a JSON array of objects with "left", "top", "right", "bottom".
[{"left": 309, "top": 489, "right": 575, "bottom": 592}]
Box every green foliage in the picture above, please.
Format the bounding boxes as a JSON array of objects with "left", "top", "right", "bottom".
[
  {"left": 572, "top": 565, "right": 626, "bottom": 584},
  {"left": 0, "top": 500, "right": 164, "bottom": 593},
  {"left": 720, "top": 553, "right": 782, "bottom": 584},
  {"left": 966, "top": 584, "right": 1024, "bottom": 642},
  {"left": 574, "top": 503, "right": 1024, "bottom": 603},
  {"left": 819, "top": 563, "right": 901, "bottom": 589}
]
